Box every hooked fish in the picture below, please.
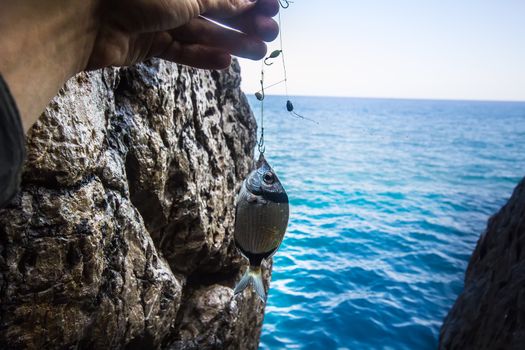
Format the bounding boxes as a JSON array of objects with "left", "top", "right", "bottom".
[{"left": 233, "top": 154, "right": 289, "bottom": 302}]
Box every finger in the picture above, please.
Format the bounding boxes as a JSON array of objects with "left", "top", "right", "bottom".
[
  {"left": 105, "top": 0, "right": 258, "bottom": 34},
  {"left": 248, "top": 0, "right": 280, "bottom": 17},
  {"left": 205, "top": 0, "right": 280, "bottom": 41},
  {"left": 158, "top": 41, "right": 232, "bottom": 70},
  {"left": 123, "top": 31, "right": 173, "bottom": 66},
  {"left": 170, "top": 18, "right": 267, "bottom": 60},
  {"left": 219, "top": 14, "right": 279, "bottom": 42},
  {"left": 199, "top": 0, "right": 258, "bottom": 19},
  {"left": 206, "top": 0, "right": 279, "bottom": 18}
]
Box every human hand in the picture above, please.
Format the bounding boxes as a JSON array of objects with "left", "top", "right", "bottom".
[
  {"left": 0, "top": 0, "right": 279, "bottom": 131},
  {"left": 87, "top": 0, "right": 280, "bottom": 70}
]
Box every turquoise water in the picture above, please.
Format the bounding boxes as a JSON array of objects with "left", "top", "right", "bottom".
[{"left": 248, "top": 96, "right": 525, "bottom": 350}]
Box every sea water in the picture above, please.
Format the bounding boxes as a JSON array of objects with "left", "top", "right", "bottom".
[{"left": 247, "top": 96, "right": 525, "bottom": 349}]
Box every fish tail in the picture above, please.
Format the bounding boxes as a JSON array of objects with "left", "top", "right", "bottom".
[
  {"left": 233, "top": 269, "right": 251, "bottom": 295},
  {"left": 233, "top": 266, "right": 267, "bottom": 302},
  {"left": 251, "top": 266, "right": 267, "bottom": 302}
]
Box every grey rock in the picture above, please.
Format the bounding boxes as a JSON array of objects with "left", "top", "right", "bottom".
[
  {"left": 171, "top": 261, "right": 272, "bottom": 350},
  {"left": 0, "top": 59, "right": 266, "bottom": 349},
  {"left": 440, "top": 177, "right": 525, "bottom": 350}
]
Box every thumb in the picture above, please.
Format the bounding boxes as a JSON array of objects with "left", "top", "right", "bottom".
[{"left": 199, "top": 0, "right": 258, "bottom": 18}]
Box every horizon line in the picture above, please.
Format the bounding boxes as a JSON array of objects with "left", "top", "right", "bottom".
[{"left": 243, "top": 92, "right": 525, "bottom": 104}]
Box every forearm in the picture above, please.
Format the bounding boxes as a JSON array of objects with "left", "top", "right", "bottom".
[{"left": 0, "top": 0, "right": 98, "bottom": 132}]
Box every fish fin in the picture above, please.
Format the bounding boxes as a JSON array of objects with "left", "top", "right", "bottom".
[
  {"left": 233, "top": 266, "right": 267, "bottom": 303},
  {"left": 251, "top": 267, "right": 267, "bottom": 303},
  {"left": 233, "top": 269, "right": 251, "bottom": 295}
]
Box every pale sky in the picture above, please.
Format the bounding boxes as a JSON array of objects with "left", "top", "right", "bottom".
[{"left": 238, "top": 0, "right": 525, "bottom": 101}]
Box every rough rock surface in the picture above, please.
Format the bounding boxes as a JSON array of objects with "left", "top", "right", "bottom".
[
  {"left": 440, "top": 177, "right": 525, "bottom": 349},
  {"left": 0, "top": 59, "right": 268, "bottom": 349}
]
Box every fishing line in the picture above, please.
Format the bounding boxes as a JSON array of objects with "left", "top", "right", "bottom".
[
  {"left": 257, "top": 62, "right": 266, "bottom": 154},
  {"left": 279, "top": 10, "right": 318, "bottom": 124},
  {"left": 256, "top": 1, "right": 318, "bottom": 155},
  {"left": 278, "top": 10, "right": 288, "bottom": 97},
  {"left": 256, "top": 79, "right": 287, "bottom": 93},
  {"left": 234, "top": 0, "right": 294, "bottom": 304}
]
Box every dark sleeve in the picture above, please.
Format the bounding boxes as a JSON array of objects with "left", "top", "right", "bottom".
[{"left": 0, "top": 74, "right": 26, "bottom": 209}]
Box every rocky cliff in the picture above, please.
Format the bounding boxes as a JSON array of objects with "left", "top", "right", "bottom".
[
  {"left": 440, "top": 177, "right": 525, "bottom": 349},
  {"left": 0, "top": 59, "right": 268, "bottom": 349}
]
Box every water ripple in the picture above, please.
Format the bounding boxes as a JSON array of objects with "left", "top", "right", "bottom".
[{"left": 253, "top": 96, "right": 525, "bottom": 349}]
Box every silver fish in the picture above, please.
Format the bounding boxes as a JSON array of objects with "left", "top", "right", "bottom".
[{"left": 233, "top": 154, "right": 289, "bottom": 302}]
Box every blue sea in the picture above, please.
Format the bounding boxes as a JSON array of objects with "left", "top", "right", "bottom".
[{"left": 247, "top": 96, "right": 525, "bottom": 350}]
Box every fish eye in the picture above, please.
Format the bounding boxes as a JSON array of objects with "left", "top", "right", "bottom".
[{"left": 263, "top": 172, "right": 274, "bottom": 184}]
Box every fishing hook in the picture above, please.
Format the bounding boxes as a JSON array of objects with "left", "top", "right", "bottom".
[
  {"left": 257, "top": 127, "right": 266, "bottom": 154},
  {"left": 264, "top": 50, "right": 282, "bottom": 66},
  {"left": 278, "top": 0, "right": 291, "bottom": 9},
  {"left": 286, "top": 100, "right": 319, "bottom": 124},
  {"left": 257, "top": 69, "right": 266, "bottom": 154},
  {"left": 255, "top": 77, "right": 265, "bottom": 101}
]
